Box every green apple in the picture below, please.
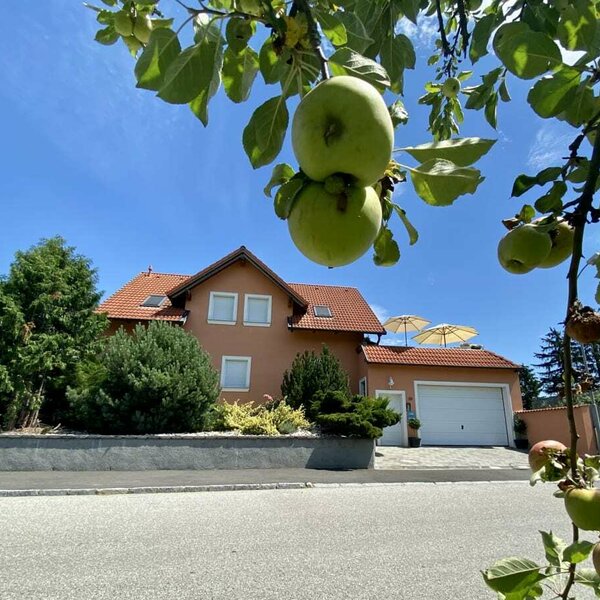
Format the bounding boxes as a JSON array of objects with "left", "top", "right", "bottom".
[
  {"left": 288, "top": 182, "right": 382, "bottom": 267},
  {"left": 133, "top": 14, "right": 153, "bottom": 44},
  {"left": 113, "top": 11, "right": 134, "bottom": 37},
  {"left": 564, "top": 487, "right": 600, "bottom": 531},
  {"left": 537, "top": 220, "right": 574, "bottom": 268},
  {"left": 497, "top": 224, "right": 552, "bottom": 274},
  {"left": 291, "top": 76, "right": 394, "bottom": 187},
  {"left": 441, "top": 77, "right": 461, "bottom": 98}
]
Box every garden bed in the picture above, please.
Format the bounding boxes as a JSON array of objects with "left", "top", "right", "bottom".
[{"left": 0, "top": 433, "right": 375, "bottom": 471}]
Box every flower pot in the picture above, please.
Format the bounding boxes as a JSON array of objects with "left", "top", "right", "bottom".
[
  {"left": 514, "top": 438, "right": 528, "bottom": 450},
  {"left": 408, "top": 436, "right": 421, "bottom": 448}
]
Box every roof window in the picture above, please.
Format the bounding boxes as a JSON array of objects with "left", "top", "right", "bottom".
[
  {"left": 141, "top": 295, "right": 166, "bottom": 308},
  {"left": 313, "top": 305, "right": 332, "bottom": 318}
]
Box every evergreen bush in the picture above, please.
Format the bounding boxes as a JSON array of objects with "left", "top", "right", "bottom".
[
  {"left": 311, "top": 390, "right": 401, "bottom": 439},
  {"left": 68, "top": 321, "right": 220, "bottom": 434},
  {"left": 281, "top": 346, "right": 350, "bottom": 418}
]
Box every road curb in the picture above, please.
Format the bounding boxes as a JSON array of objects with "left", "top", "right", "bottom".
[
  {"left": 0, "top": 478, "right": 530, "bottom": 497},
  {"left": 0, "top": 482, "right": 316, "bottom": 497}
]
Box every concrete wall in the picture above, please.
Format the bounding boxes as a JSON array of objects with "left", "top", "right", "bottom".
[
  {"left": 517, "top": 405, "right": 598, "bottom": 455},
  {"left": 0, "top": 435, "right": 375, "bottom": 471},
  {"left": 182, "top": 261, "right": 363, "bottom": 401}
]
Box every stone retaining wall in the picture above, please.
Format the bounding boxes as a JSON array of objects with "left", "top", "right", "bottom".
[{"left": 0, "top": 434, "right": 375, "bottom": 471}]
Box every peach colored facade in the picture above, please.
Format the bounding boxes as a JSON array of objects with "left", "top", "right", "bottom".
[
  {"left": 358, "top": 358, "right": 523, "bottom": 412},
  {"left": 518, "top": 406, "right": 598, "bottom": 455},
  {"left": 181, "top": 261, "right": 362, "bottom": 401}
]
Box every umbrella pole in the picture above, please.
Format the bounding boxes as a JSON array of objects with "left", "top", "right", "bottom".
[{"left": 404, "top": 325, "right": 408, "bottom": 346}]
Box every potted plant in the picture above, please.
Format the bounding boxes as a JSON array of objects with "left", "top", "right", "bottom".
[
  {"left": 513, "top": 414, "right": 528, "bottom": 450},
  {"left": 407, "top": 418, "right": 422, "bottom": 448}
]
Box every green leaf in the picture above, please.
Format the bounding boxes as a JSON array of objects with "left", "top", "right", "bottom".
[
  {"left": 188, "top": 41, "right": 224, "bottom": 127},
  {"left": 499, "top": 80, "right": 511, "bottom": 103},
  {"left": 336, "top": 13, "right": 373, "bottom": 54},
  {"left": 397, "top": 0, "right": 419, "bottom": 24},
  {"left": 242, "top": 95, "right": 289, "bottom": 169},
  {"left": 273, "top": 177, "right": 306, "bottom": 219},
  {"left": 193, "top": 13, "right": 222, "bottom": 45},
  {"left": 259, "top": 39, "right": 282, "bottom": 84},
  {"left": 493, "top": 22, "right": 561, "bottom": 80},
  {"left": 470, "top": 13, "right": 497, "bottom": 63},
  {"left": 511, "top": 167, "right": 562, "bottom": 197},
  {"left": 405, "top": 159, "right": 484, "bottom": 206},
  {"left": 158, "top": 41, "right": 222, "bottom": 104},
  {"left": 527, "top": 67, "right": 581, "bottom": 119},
  {"left": 563, "top": 82, "right": 597, "bottom": 127},
  {"left": 392, "top": 205, "right": 418, "bottom": 245},
  {"left": 534, "top": 181, "right": 567, "bottom": 213},
  {"left": 225, "top": 17, "right": 255, "bottom": 53},
  {"left": 400, "top": 138, "right": 496, "bottom": 167},
  {"left": 389, "top": 100, "right": 409, "bottom": 127},
  {"left": 95, "top": 25, "right": 119, "bottom": 45},
  {"left": 574, "top": 568, "right": 600, "bottom": 588},
  {"left": 316, "top": 10, "right": 347, "bottom": 46},
  {"left": 563, "top": 540, "right": 595, "bottom": 564},
  {"left": 539, "top": 531, "right": 567, "bottom": 566},
  {"left": 482, "top": 557, "right": 544, "bottom": 595},
  {"left": 373, "top": 227, "right": 400, "bottom": 267},
  {"left": 518, "top": 204, "right": 536, "bottom": 223},
  {"left": 557, "top": 0, "right": 597, "bottom": 52},
  {"left": 485, "top": 92, "right": 498, "bottom": 129},
  {"left": 264, "top": 163, "right": 295, "bottom": 197},
  {"left": 135, "top": 29, "right": 181, "bottom": 91},
  {"left": 328, "top": 47, "right": 390, "bottom": 89},
  {"left": 380, "top": 34, "right": 415, "bottom": 94},
  {"left": 222, "top": 46, "right": 259, "bottom": 103}
]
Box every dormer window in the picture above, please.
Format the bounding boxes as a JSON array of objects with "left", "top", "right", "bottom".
[
  {"left": 141, "top": 295, "right": 166, "bottom": 308},
  {"left": 314, "top": 305, "right": 332, "bottom": 318}
]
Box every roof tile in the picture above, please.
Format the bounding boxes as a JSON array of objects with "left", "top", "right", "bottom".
[
  {"left": 288, "top": 284, "right": 385, "bottom": 334},
  {"left": 361, "top": 344, "right": 518, "bottom": 369},
  {"left": 98, "top": 272, "right": 189, "bottom": 322}
]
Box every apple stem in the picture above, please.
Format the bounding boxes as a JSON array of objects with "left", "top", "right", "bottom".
[
  {"left": 293, "top": 0, "right": 330, "bottom": 80},
  {"left": 337, "top": 193, "right": 348, "bottom": 212}
]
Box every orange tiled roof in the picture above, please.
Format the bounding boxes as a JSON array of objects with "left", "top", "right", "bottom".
[
  {"left": 288, "top": 283, "right": 385, "bottom": 335},
  {"left": 98, "top": 272, "right": 190, "bottom": 322},
  {"left": 361, "top": 344, "right": 519, "bottom": 369},
  {"left": 168, "top": 246, "right": 307, "bottom": 308}
]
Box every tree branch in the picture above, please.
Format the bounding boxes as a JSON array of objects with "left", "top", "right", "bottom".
[
  {"left": 294, "top": 0, "right": 330, "bottom": 80},
  {"left": 435, "top": 0, "right": 451, "bottom": 56}
]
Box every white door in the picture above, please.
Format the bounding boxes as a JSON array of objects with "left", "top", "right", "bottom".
[
  {"left": 375, "top": 390, "right": 406, "bottom": 446},
  {"left": 417, "top": 384, "right": 509, "bottom": 446}
]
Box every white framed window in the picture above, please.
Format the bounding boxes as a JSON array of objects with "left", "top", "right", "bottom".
[
  {"left": 220, "top": 356, "right": 252, "bottom": 391},
  {"left": 244, "top": 294, "right": 272, "bottom": 326},
  {"left": 359, "top": 377, "right": 367, "bottom": 397},
  {"left": 208, "top": 292, "right": 238, "bottom": 325}
]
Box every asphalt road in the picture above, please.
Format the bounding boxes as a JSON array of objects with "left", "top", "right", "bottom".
[{"left": 0, "top": 482, "right": 596, "bottom": 599}]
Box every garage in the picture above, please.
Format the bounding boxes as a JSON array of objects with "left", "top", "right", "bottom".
[{"left": 416, "top": 383, "right": 510, "bottom": 446}]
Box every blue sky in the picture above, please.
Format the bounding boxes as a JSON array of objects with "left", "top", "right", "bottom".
[{"left": 1, "top": 1, "right": 597, "bottom": 368}]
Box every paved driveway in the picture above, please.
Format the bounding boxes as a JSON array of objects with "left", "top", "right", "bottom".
[{"left": 375, "top": 445, "right": 530, "bottom": 470}]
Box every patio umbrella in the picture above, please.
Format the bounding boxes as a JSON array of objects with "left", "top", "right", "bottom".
[
  {"left": 412, "top": 323, "right": 478, "bottom": 348},
  {"left": 382, "top": 315, "right": 431, "bottom": 346}
]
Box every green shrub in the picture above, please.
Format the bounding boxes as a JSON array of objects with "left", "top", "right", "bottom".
[
  {"left": 214, "top": 400, "right": 310, "bottom": 435},
  {"left": 281, "top": 346, "right": 350, "bottom": 418},
  {"left": 311, "top": 390, "right": 401, "bottom": 439},
  {"left": 408, "top": 417, "right": 421, "bottom": 431},
  {"left": 68, "top": 321, "right": 220, "bottom": 434}
]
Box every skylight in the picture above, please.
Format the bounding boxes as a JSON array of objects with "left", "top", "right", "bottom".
[
  {"left": 313, "top": 305, "right": 332, "bottom": 318},
  {"left": 141, "top": 295, "right": 166, "bottom": 308}
]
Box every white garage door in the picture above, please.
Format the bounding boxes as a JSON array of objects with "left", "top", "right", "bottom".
[{"left": 417, "top": 384, "right": 509, "bottom": 446}]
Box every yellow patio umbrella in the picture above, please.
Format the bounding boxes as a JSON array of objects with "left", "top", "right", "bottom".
[
  {"left": 382, "top": 315, "right": 431, "bottom": 346},
  {"left": 412, "top": 323, "right": 478, "bottom": 348}
]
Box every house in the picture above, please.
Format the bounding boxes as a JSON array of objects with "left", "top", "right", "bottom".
[{"left": 99, "top": 246, "right": 523, "bottom": 447}]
